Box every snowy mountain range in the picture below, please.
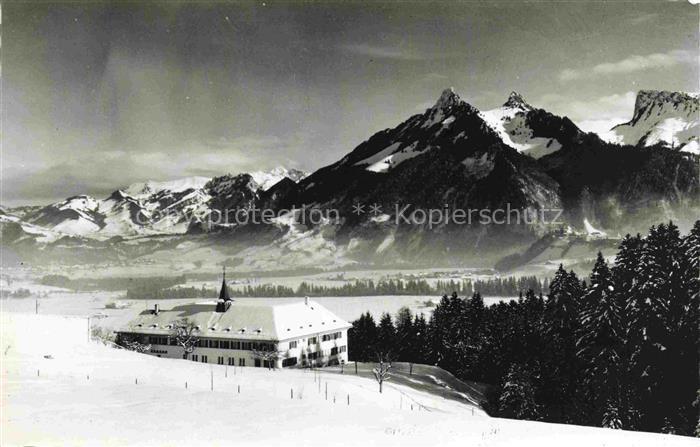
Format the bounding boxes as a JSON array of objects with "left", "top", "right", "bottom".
[
  {"left": 2, "top": 88, "right": 698, "bottom": 267},
  {"left": 2, "top": 167, "right": 307, "bottom": 241},
  {"left": 604, "top": 90, "right": 699, "bottom": 154}
]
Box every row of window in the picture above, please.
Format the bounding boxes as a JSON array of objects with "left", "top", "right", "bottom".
[
  {"left": 303, "top": 331, "right": 342, "bottom": 347},
  {"left": 187, "top": 355, "right": 293, "bottom": 369},
  {"left": 191, "top": 355, "right": 246, "bottom": 366},
  {"left": 147, "top": 334, "right": 344, "bottom": 352},
  {"left": 147, "top": 336, "right": 274, "bottom": 351},
  {"left": 321, "top": 332, "right": 343, "bottom": 342},
  {"left": 330, "top": 346, "right": 347, "bottom": 355},
  {"left": 195, "top": 339, "right": 275, "bottom": 351},
  {"left": 301, "top": 345, "right": 346, "bottom": 359}
]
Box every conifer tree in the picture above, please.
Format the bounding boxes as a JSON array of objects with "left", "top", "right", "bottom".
[
  {"left": 577, "top": 252, "right": 622, "bottom": 427},
  {"left": 498, "top": 364, "right": 540, "bottom": 420},
  {"left": 610, "top": 233, "right": 643, "bottom": 427},
  {"left": 394, "top": 306, "right": 414, "bottom": 360},
  {"left": 542, "top": 265, "right": 583, "bottom": 422},
  {"left": 376, "top": 313, "right": 396, "bottom": 359},
  {"left": 412, "top": 313, "right": 429, "bottom": 364}
]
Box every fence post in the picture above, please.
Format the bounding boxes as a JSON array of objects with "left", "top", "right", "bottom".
[
  {"left": 355, "top": 361, "right": 358, "bottom": 374},
  {"left": 291, "top": 388, "right": 293, "bottom": 399},
  {"left": 347, "top": 394, "right": 350, "bottom": 406},
  {"left": 325, "top": 382, "right": 328, "bottom": 400},
  {"left": 238, "top": 384, "right": 240, "bottom": 394}
]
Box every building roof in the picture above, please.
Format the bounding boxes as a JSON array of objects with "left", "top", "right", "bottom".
[{"left": 119, "top": 299, "right": 351, "bottom": 342}]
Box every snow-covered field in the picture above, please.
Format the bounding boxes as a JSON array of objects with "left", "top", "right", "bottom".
[{"left": 2, "top": 313, "right": 696, "bottom": 447}]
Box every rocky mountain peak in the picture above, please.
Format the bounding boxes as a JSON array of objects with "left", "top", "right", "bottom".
[
  {"left": 503, "top": 91, "right": 533, "bottom": 111},
  {"left": 607, "top": 90, "right": 699, "bottom": 153},
  {"left": 433, "top": 87, "right": 463, "bottom": 110},
  {"left": 632, "top": 90, "right": 699, "bottom": 121}
]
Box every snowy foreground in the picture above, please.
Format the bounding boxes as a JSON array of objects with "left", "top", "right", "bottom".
[{"left": 2, "top": 314, "right": 697, "bottom": 447}]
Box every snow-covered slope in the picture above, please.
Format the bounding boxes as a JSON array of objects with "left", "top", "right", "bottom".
[
  {"left": 607, "top": 90, "right": 699, "bottom": 154},
  {"left": 3, "top": 312, "right": 696, "bottom": 447},
  {"left": 480, "top": 92, "right": 566, "bottom": 159},
  {"left": 0, "top": 210, "right": 62, "bottom": 243},
  {"left": 25, "top": 195, "right": 103, "bottom": 236}
]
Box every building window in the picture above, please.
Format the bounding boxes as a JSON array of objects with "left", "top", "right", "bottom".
[
  {"left": 322, "top": 332, "right": 342, "bottom": 342},
  {"left": 289, "top": 340, "right": 298, "bottom": 349},
  {"left": 211, "top": 340, "right": 220, "bottom": 349},
  {"left": 282, "top": 357, "right": 297, "bottom": 367},
  {"left": 255, "top": 358, "right": 261, "bottom": 368},
  {"left": 201, "top": 355, "right": 208, "bottom": 363},
  {"left": 218, "top": 356, "right": 224, "bottom": 365},
  {"left": 221, "top": 341, "right": 230, "bottom": 349},
  {"left": 192, "top": 355, "right": 198, "bottom": 362},
  {"left": 308, "top": 337, "right": 317, "bottom": 346},
  {"left": 232, "top": 341, "right": 241, "bottom": 350},
  {"left": 228, "top": 357, "right": 235, "bottom": 366},
  {"left": 339, "top": 345, "right": 347, "bottom": 353},
  {"left": 239, "top": 358, "right": 245, "bottom": 367},
  {"left": 330, "top": 347, "right": 338, "bottom": 356}
]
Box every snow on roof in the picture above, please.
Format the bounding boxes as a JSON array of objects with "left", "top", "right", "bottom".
[{"left": 120, "top": 299, "right": 351, "bottom": 341}]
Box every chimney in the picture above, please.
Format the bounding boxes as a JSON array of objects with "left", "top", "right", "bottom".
[{"left": 153, "top": 304, "right": 159, "bottom": 315}]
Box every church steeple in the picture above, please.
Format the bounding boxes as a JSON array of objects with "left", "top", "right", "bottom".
[
  {"left": 219, "top": 266, "right": 231, "bottom": 301},
  {"left": 216, "top": 266, "right": 232, "bottom": 312}
]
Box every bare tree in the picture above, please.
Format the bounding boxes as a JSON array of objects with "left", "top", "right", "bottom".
[
  {"left": 252, "top": 348, "right": 280, "bottom": 370},
  {"left": 171, "top": 319, "right": 199, "bottom": 360},
  {"left": 373, "top": 352, "right": 392, "bottom": 393}
]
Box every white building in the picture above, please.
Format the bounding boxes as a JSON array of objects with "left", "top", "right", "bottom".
[{"left": 116, "top": 275, "right": 351, "bottom": 369}]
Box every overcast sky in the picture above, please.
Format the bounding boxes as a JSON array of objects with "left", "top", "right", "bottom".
[{"left": 2, "top": 1, "right": 698, "bottom": 205}]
